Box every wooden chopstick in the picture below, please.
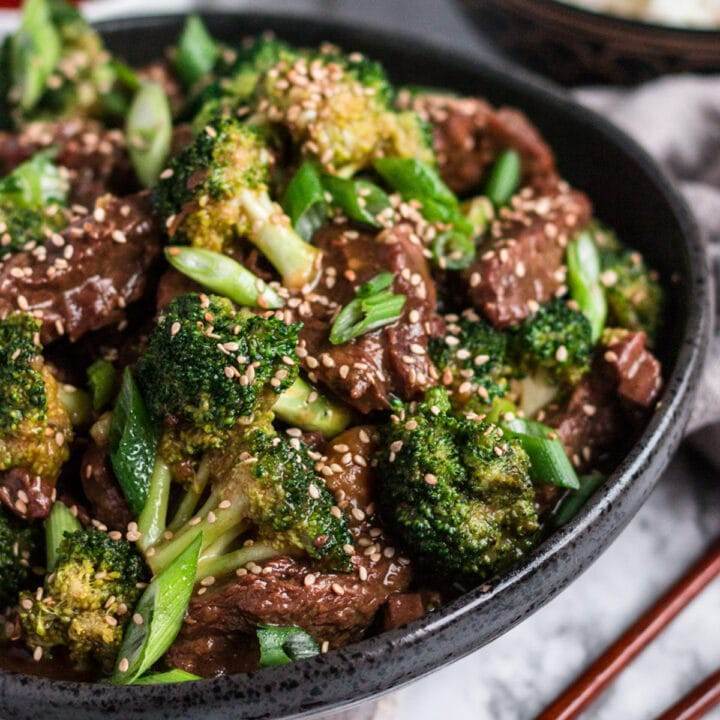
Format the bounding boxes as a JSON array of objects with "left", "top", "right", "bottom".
[
  {"left": 535, "top": 539, "right": 720, "bottom": 720},
  {"left": 655, "top": 668, "right": 720, "bottom": 720}
]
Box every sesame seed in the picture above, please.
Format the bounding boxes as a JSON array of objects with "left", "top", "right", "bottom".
[
  {"left": 555, "top": 345, "right": 569, "bottom": 362},
  {"left": 132, "top": 613, "right": 144, "bottom": 625},
  {"left": 118, "top": 657, "right": 130, "bottom": 673},
  {"left": 425, "top": 473, "right": 438, "bottom": 485},
  {"left": 33, "top": 646, "right": 43, "bottom": 661},
  {"left": 331, "top": 582, "right": 345, "bottom": 595},
  {"left": 304, "top": 574, "right": 316, "bottom": 587}
]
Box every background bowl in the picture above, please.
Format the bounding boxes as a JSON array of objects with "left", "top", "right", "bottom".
[
  {"left": 0, "top": 11, "right": 711, "bottom": 720},
  {"left": 457, "top": 0, "right": 720, "bottom": 85}
]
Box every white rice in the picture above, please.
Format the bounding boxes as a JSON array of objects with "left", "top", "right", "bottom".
[{"left": 561, "top": 0, "right": 720, "bottom": 28}]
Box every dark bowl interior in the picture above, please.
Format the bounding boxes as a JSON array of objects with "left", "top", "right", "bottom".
[
  {"left": 0, "top": 12, "right": 710, "bottom": 720},
  {"left": 457, "top": 0, "right": 720, "bottom": 85}
]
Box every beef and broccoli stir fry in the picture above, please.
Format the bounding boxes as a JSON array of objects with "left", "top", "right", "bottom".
[{"left": 0, "top": 2, "right": 664, "bottom": 684}]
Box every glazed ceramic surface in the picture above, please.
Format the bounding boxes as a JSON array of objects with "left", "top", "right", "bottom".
[
  {"left": 458, "top": 0, "right": 720, "bottom": 85},
  {"left": 0, "top": 12, "right": 711, "bottom": 720}
]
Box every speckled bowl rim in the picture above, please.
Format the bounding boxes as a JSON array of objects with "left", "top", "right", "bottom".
[
  {"left": 535, "top": 0, "right": 720, "bottom": 37},
  {"left": 0, "top": 12, "right": 711, "bottom": 720}
]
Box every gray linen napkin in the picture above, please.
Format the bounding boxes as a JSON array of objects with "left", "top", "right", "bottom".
[{"left": 575, "top": 76, "right": 720, "bottom": 435}]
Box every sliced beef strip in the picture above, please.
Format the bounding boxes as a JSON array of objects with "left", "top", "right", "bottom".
[
  {"left": 0, "top": 467, "right": 54, "bottom": 520},
  {"left": 463, "top": 184, "right": 592, "bottom": 328},
  {"left": 165, "top": 634, "right": 260, "bottom": 678},
  {"left": 80, "top": 443, "right": 133, "bottom": 532},
  {"left": 0, "top": 192, "right": 161, "bottom": 344},
  {"left": 168, "top": 426, "right": 411, "bottom": 675},
  {"left": 542, "top": 369, "right": 625, "bottom": 472},
  {"left": 290, "top": 223, "right": 442, "bottom": 414},
  {"left": 400, "top": 93, "right": 557, "bottom": 195},
  {"left": 542, "top": 334, "right": 662, "bottom": 471},
  {"left": 602, "top": 331, "right": 662, "bottom": 408},
  {"left": 0, "top": 120, "right": 135, "bottom": 209}
]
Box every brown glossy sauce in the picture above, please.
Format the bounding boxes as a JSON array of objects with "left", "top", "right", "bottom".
[{"left": 0, "top": 643, "right": 96, "bottom": 682}]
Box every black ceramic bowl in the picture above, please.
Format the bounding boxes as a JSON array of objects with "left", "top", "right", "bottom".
[
  {"left": 0, "top": 12, "right": 711, "bottom": 720},
  {"left": 457, "top": 0, "right": 720, "bottom": 85}
]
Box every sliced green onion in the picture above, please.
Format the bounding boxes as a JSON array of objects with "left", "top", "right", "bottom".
[
  {"left": 10, "top": 0, "right": 61, "bottom": 111},
  {"left": 0, "top": 149, "right": 68, "bottom": 208},
  {"left": 112, "top": 534, "right": 201, "bottom": 685},
  {"left": 273, "top": 377, "right": 353, "bottom": 437},
  {"left": 56, "top": 385, "right": 92, "bottom": 427},
  {"left": 374, "top": 157, "right": 456, "bottom": 208},
  {"left": 502, "top": 417, "right": 579, "bottom": 490},
  {"left": 322, "top": 174, "right": 391, "bottom": 228},
  {"left": 281, "top": 162, "right": 327, "bottom": 242},
  {"left": 174, "top": 15, "right": 219, "bottom": 89},
  {"left": 87, "top": 359, "right": 117, "bottom": 412},
  {"left": 257, "top": 625, "right": 319, "bottom": 667},
  {"left": 126, "top": 82, "right": 172, "bottom": 188},
  {"left": 165, "top": 246, "right": 283, "bottom": 309},
  {"left": 45, "top": 501, "right": 81, "bottom": 572},
  {"left": 567, "top": 230, "right": 607, "bottom": 343},
  {"left": 484, "top": 150, "right": 521, "bottom": 207},
  {"left": 552, "top": 472, "right": 606, "bottom": 527},
  {"left": 329, "top": 272, "right": 406, "bottom": 345},
  {"left": 108, "top": 368, "right": 158, "bottom": 516},
  {"left": 131, "top": 669, "right": 201, "bottom": 685},
  {"left": 137, "top": 457, "right": 172, "bottom": 552},
  {"left": 432, "top": 228, "right": 475, "bottom": 270}
]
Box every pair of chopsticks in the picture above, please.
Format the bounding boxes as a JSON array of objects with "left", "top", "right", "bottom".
[{"left": 536, "top": 539, "right": 720, "bottom": 720}]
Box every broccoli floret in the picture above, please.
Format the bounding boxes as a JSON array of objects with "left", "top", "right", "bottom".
[
  {"left": 39, "top": 0, "right": 132, "bottom": 122},
  {"left": 2, "top": 0, "right": 134, "bottom": 126},
  {"left": 600, "top": 249, "right": 663, "bottom": 344},
  {"left": 256, "top": 50, "right": 434, "bottom": 176},
  {"left": 0, "top": 150, "right": 69, "bottom": 258},
  {"left": 188, "top": 36, "right": 298, "bottom": 131},
  {"left": 0, "top": 313, "right": 73, "bottom": 480},
  {"left": 136, "top": 293, "right": 300, "bottom": 462},
  {"left": 377, "top": 387, "right": 538, "bottom": 581},
  {"left": 153, "top": 117, "right": 321, "bottom": 288},
  {"left": 430, "top": 312, "right": 509, "bottom": 406},
  {"left": 19, "top": 529, "right": 144, "bottom": 671},
  {"left": 510, "top": 298, "right": 593, "bottom": 387},
  {"left": 144, "top": 424, "right": 353, "bottom": 580},
  {"left": 133, "top": 293, "right": 352, "bottom": 580},
  {"left": 0, "top": 507, "right": 40, "bottom": 607}
]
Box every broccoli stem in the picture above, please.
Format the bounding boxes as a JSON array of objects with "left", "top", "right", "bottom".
[
  {"left": 146, "top": 495, "right": 249, "bottom": 576},
  {"left": 200, "top": 521, "right": 249, "bottom": 560},
  {"left": 137, "top": 457, "right": 172, "bottom": 552},
  {"left": 196, "top": 541, "right": 280, "bottom": 580},
  {"left": 239, "top": 189, "right": 322, "bottom": 289},
  {"left": 273, "top": 377, "right": 353, "bottom": 437},
  {"left": 166, "top": 457, "right": 210, "bottom": 533}
]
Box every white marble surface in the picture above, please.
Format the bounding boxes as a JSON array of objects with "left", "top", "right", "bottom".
[{"left": 1, "top": 2, "right": 718, "bottom": 718}]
